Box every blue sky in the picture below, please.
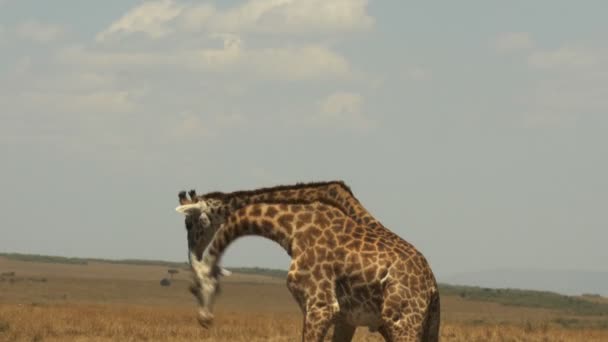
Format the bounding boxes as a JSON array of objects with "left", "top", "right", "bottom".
[{"left": 1, "top": 0, "right": 607, "bottom": 279}]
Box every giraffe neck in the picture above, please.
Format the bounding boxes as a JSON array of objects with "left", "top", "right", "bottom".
[
  {"left": 207, "top": 181, "right": 382, "bottom": 229},
  {"left": 202, "top": 200, "right": 336, "bottom": 269}
]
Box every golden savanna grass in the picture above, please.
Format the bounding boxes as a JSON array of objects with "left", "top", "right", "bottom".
[
  {"left": 2, "top": 303, "right": 608, "bottom": 342},
  {"left": 1, "top": 257, "right": 607, "bottom": 341}
]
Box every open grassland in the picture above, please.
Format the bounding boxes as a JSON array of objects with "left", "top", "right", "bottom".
[
  {"left": 1, "top": 256, "right": 607, "bottom": 341},
  {"left": 2, "top": 303, "right": 608, "bottom": 342}
]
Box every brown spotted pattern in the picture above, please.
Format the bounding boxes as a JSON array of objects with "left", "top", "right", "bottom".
[{"left": 180, "top": 181, "right": 439, "bottom": 342}]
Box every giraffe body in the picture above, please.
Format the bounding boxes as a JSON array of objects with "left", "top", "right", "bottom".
[{"left": 176, "top": 182, "right": 439, "bottom": 341}]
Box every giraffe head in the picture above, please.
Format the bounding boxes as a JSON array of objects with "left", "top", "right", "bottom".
[
  {"left": 175, "top": 190, "right": 230, "bottom": 328},
  {"left": 176, "top": 190, "right": 226, "bottom": 258}
]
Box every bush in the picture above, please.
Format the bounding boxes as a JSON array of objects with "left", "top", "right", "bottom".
[{"left": 439, "top": 283, "right": 608, "bottom": 316}]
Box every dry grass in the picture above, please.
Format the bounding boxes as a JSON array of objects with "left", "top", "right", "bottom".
[
  {"left": 1, "top": 303, "right": 608, "bottom": 341},
  {"left": 0, "top": 303, "right": 301, "bottom": 341},
  {"left": 1, "top": 257, "right": 607, "bottom": 341}
]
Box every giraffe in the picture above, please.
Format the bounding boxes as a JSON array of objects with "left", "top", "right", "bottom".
[{"left": 175, "top": 182, "right": 440, "bottom": 341}]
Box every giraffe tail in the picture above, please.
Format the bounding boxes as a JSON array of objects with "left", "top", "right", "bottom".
[{"left": 422, "top": 290, "right": 440, "bottom": 342}]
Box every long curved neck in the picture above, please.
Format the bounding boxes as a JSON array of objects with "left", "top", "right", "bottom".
[
  {"left": 203, "top": 203, "right": 297, "bottom": 268},
  {"left": 214, "top": 182, "right": 382, "bottom": 229}
]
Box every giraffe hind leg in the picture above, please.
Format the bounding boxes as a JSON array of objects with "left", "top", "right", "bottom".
[
  {"left": 421, "top": 291, "right": 440, "bottom": 342},
  {"left": 380, "top": 291, "right": 426, "bottom": 341},
  {"left": 378, "top": 321, "right": 424, "bottom": 342}
]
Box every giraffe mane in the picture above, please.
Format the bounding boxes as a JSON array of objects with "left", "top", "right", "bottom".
[
  {"left": 200, "top": 180, "right": 355, "bottom": 200},
  {"left": 254, "top": 198, "right": 351, "bottom": 216}
]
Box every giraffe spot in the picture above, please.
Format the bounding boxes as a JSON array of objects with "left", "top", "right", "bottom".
[
  {"left": 346, "top": 240, "right": 362, "bottom": 251},
  {"left": 295, "top": 219, "right": 307, "bottom": 229},
  {"left": 294, "top": 272, "right": 311, "bottom": 286},
  {"left": 325, "top": 235, "right": 337, "bottom": 249},
  {"left": 314, "top": 214, "right": 330, "bottom": 228},
  {"left": 298, "top": 213, "right": 313, "bottom": 223},
  {"left": 364, "top": 268, "right": 376, "bottom": 282},
  {"left": 322, "top": 263, "right": 333, "bottom": 278},
  {"left": 362, "top": 242, "right": 376, "bottom": 252},
  {"left": 308, "top": 226, "right": 322, "bottom": 237},
  {"left": 343, "top": 223, "right": 354, "bottom": 234},
  {"left": 312, "top": 265, "right": 323, "bottom": 279},
  {"left": 316, "top": 236, "right": 328, "bottom": 246},
  {"left": 333, "top": 262, "right": 345, "bottom": 275},
  {"left": 328, "top": 187, "right": 338, "bottom": 197},
  {"left": 265, "top": 206, "right": 279, "bottom": 218},
  {"left": 336, "top": 234, "right": 351, "bottom": 245},
  {"left": 334, "top": 247, "right": 347, "bottom": 260},
  {"left": 253, "top": 220, "right": 273, "bottom": 237},
  {"left": 316, "top": 247, "right": 328, "bottom": 260},
  {"left": 319, "top": 279, "right": 332, "bottom": 292},
  {"left": 249, "top": 206, "right": 263, "bottom": 217},
  {"left": 345, "top": 219, "right": 355, "bottom": 230},
  {"left": 316, "top": 204, "right": 329, "bottom": 212},
  {"left": 278, "top": 214, "right": 294, "bottom": 233}
]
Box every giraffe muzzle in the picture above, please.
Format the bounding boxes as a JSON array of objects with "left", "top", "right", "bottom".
[{"left": 197, "top": 308, "right": 214, "bottom": 328}]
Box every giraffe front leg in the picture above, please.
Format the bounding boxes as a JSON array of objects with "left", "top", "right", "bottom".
[{"left": 302, "top": 302, "right": 338, "bottom": 342}]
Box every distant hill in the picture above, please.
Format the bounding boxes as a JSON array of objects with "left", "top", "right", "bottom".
[
  {"left": 2, "top": 252, "right": 608, "bottom": 318},
  {"left": 0, "top": 252, "right": 189, "bottom": 269},
  {"left": 444, "top": 269, "right": 608, "bottom": 297}
]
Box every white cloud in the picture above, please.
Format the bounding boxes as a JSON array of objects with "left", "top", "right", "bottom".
[
  {"left": 316, "top": 91, "right": 373, "bottom": 130},
  {"left": 1, "top": 61, "right": 137, "bottom": 116},
  {"left": 11, "top": 90, "right": 137, "bottom": 114},
  {"left": 57, "top": 41, "right": 351, "bottom": 81},
  {"left": 98, "top": 0, "right": 373, "bottom": 41},
  {"left": 92, "top": 1, "right": 362, "bottom": 81},
  {"left": 16, "top": 21, "right": 65, "bottom": 43},
  {"left": 528, "top": 46, "right": 599, "bottom": 69},
  {"left": 246, "top": 45, "right": 351, "bottom": 80},
  {"left": 96, "top": 0, "right": 183, "bottom": 41},
  {"left": 494, "top": 32, "right": 534, "bottom": 52}
]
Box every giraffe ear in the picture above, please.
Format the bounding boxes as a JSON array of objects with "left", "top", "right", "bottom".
[{"left": 176, "top": 201, "right": 208, "bottom": 215}]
